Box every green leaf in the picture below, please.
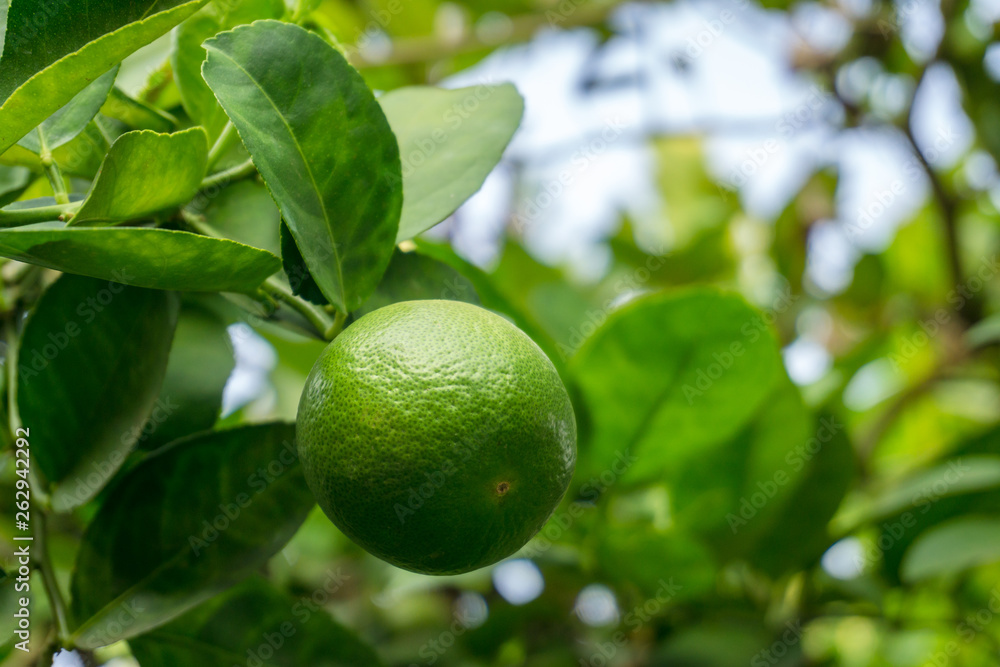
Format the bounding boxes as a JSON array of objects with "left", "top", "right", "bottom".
[
  {"left": 570, "top": 289, "right": 783, "bottom": 487},
  {"left": 2, "top": 120, "right": 110, "bottom": 179},
  {"left": 138, "top": 303, "right": 235, "bottom": 450},
  {"left": 747, "top": 413, "right": 855, "bottom": 577},
  {"left": 129, "top": 577, "right": 382, "bottom": 666},
  {"left": 379, "top": 84, "right": 523, "bottom": 242},
  {"left": 70, "top": 128, "right": 209, "bottom": 225},
  {"left": 70, "top": 423, "right": 314, "bottom": 649},
  {"left": 202, "top": 20, "right": 402, "bottom": 314},
  {"left": 833, "top": 456, "right": 1000, "bottom": 533},
  {"left": 354, "top": 248, "right": 479, "bottom": 317},
  {"left": 0, "top": 165, "right": 31, "bottom": 207},
  {"left": 279, "top": 220, "right": 329, "bottom": 305},
  {"left": 17, "top": 275, "right": 179, "bottom": 511},
  {"left": 0, "top": 0, "right": 209, "bottom": 154},
  {"left": 17, "top": 66, "right": 119, "bottom": 154},
  {"left": 669, "top": 375, "right": 811, "bottom": 550},
  {"left": 197, "top": 180, "right": 281, "bottom": 255},
  {"left": 0, "top": 225, "right": 279, "bottom": 293},
  {"left": 171, "top": 0, "right": 286, "bottom": 141},
  {"left": 902, "top": 516, "right": 1000, "bottom": 582},
  {"left": 596, "top": 526, "right": 715, "bottom": 601}
]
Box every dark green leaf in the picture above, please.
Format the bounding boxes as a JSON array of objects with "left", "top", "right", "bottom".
[
  {"left": 379, "top": 84, "right": 523, "bottom": 241},
  {"left": 196, "top": 180, "right": 281, "bottom": 256},
  {"left": 2, "top": 120, "right": 110, "bottom": 179},
  {"left": 17, "top": 275, "right": 179, "bottom": 511},
  {"left": 354, "top": 248, "right": 479, "bottom": 316},
  {"left": 202, "top": 20, "right": 402, "bottom": 313},
  {"left": 0, "top": 0, "right": 208, "bottom": 154},
  {"left": 0, "top": 225, "right": 279, "bottom": 292},
  {"left": 71, "top": 128, "right": 209, "bottom": 225},
  {"left": 138, "top": 303, "right": 235, "bottom": 450},
  {"left": 70, "top": 423, "right": 314, "bottom": 648},
  {"left": 129, "top": 577, "right": 382, "bottom": 666},
  {"left": 747, "top": 413, "right": 855, "bottom": 577},
  {"left": 279, "top": 220, "right": 328, "bottom": 305},
  {"left": 171, "top": 0, "right": 286, "bottom": 141},
  {"left": 570, "top": 289, "right": 784, "bottom": 487},
  {"left": 17, "top": 66, "right": 119, "bottom": 154}
]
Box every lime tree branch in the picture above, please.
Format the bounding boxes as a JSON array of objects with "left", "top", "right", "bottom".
[
  {"left": 199, "top": 158, "right": 257, "bottom": 192},
  {"left": 179, "top": 209, "right": 344, "bottom": 340},
  {"left": 5, "top": 321, "right": 71, "bottom": 645},
  {"left": 346, "top": 0, "right": 627, "bottom": 68},
  {"left": 0, "top": 202, "right": 80, "bottom": 227},
  {"left": 260, "top": 278, "right": 344, "bottom": 340}
]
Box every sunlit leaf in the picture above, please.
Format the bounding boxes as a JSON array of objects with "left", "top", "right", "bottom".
[{"left": 202, "top": 20, "right": 402, "bottom": 313}]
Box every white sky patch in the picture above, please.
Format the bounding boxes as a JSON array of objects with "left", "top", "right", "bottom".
[
  {"left": 493, "top": 559, "right": 545, "bottom": 605},
  {"left": 822, "top": 537, "right": 866, "bottom": 579}
]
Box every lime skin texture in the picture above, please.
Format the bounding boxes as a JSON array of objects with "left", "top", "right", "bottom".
[{"left": 296, "top": 300, "right": 577, "bottom": 575}]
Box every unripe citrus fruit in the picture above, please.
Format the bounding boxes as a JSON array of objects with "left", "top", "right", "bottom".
[{"left": 296, "top": 300, "right": 576, "bottom": 575}]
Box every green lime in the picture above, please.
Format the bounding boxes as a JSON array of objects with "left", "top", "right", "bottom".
[{"left": 296, "top": 300, "right": 576, "bottom": 575}]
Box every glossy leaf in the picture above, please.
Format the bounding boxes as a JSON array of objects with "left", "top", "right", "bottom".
[
  {"left": 171, "top": 0, "right": 286, "bottom": 141},
  {"left": 17, "top": 275, "right": 179, "bottom": 511},
  {"left": 70, "top": 423, "right": 314, "bottom": 649},
  {"left": 129, "top": 577, "right": 382, "bottom": 666},
  {"left": 202, "top": 20, "right": 402, "bottom": 313},
  {"left": 570, "top": 289, "right": 783, "bottom": 487},
  {"left": 198, "top": 180, "right": 281, "bottom": 255},
  {"left": 354, "top": 248, "right": 479, "bottom": 316},
  {"left": 0, "top": 225, "right": 279, "bottom": 292},
  {"left": 138, "top": 303, "right": 235, "bottom": 450},
  {"left": 902, "top": 516, "right": 1000, "bottom": 582},
  {"left": 379, "top": 84, "right": 523, "bottom": 241},
  {"left": 2, "top": 120, "right": 110, "bottom": 178},
  {"left": 0, "top": 165, "right": 31, "bottom": 207},
  {"left": 747, "top": 414, "right": 855, "bottom": 577},
  {"left": 71, "top": 128, "right": 209, "bottom": 225},
  {"left": 0, "top": 0, "right": 208, "bottom": 154},
  {"left": 17, "top": 66, "right": 118, "bottom": 154}
]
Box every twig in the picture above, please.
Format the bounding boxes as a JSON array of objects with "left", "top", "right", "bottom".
[
  {"left": 198, "top": 158, "right": 257, "bottom": 192},
  {"left": 346, "top": 1, "right": 629, "bottom": 69},
  {"left": 0, "top": 202, "right": 80, "bottom": 227},
  {"left": 903, "top": 66, "right": 980, "bottom": 323}
]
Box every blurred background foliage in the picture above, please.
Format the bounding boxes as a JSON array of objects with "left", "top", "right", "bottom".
[{"left": 4, "top": 0, "right": 1000, "bottom": 665}]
